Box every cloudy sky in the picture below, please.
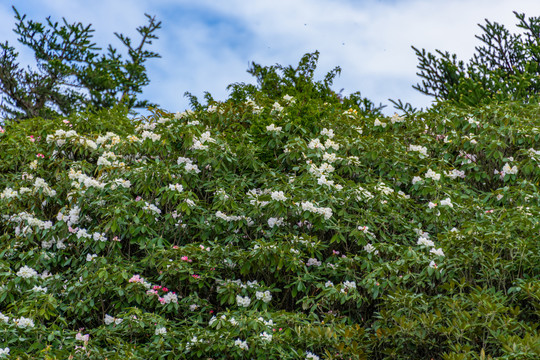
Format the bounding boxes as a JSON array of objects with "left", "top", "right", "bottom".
[{"left": 1, "top": 0, "right": 538, "bottom": 115}]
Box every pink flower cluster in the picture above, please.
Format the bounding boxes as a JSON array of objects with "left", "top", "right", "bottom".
[{"left": 128, "top": 275, "right": 178, "bottom": 305}]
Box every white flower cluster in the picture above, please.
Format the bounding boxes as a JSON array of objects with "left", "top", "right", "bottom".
[
  {"left": 69, "top": 169, "right": 105, "bottom": 189},
  {"left": 270, "top": 190, "right": 287, "bottom": 201},
  {"left": 308, "top": 162, "right": 335, "bottom": 177},
  {"left": 142, "top": 202, "right": 162, "bottom": 215},
  {"left": 317, "top": 175, "right": 343, "bottom": 190},
  {"left": 168, "top": 184, "right": 184, "bottom": 192},
  {"left": 234, "top": 338, "right": 249, "bottom": 350},
  {"left": 375, "top": 182, "right": 394, "bottom": 196},
  {"left": 191, "top": 131, "right": 216, "bottom": 150},
  {"left": 97, "top": 151, "right": 125, "bottom": 167},
  {"left": 177, "top": 157, "right": 201, "bottom": 174},
  {"left": 42, "top": 237, "right": 66, "bottom": 250},
  {"left": 363, "top": 243, "right": 378, "bottom": 254},
  {"left": 104, "top": 314, "right": 123, "bottom": 325},
  {"left": 7, "top": 212, "right": 53, "bottom": 236},
  {"left": 215, "top": 211, "right": 253, "bottom": 225},
  {"left": 408, "top": 145, "right": 428, "bottom": 157},
  {"left": 320, "top": 128, "right": 335, "bottom": 138},
  {"left": 110, "top": 178, "right": 131, "bottom": 189},
  {"left": 266, "top": 123, "right": 282, "bottom": 133},
  {"left": 445, "top": 169, "right": 466, "bottom": 179},
  {"left": 33, "top": 177, "right": 57, "bottom": 197},
  {"left": 17, "top": 265, "right": 38, "bottom": 278},
  {"left": 425, "top": 169, "right": 441, "bottom": 181},
  {"left": 300, "top": 201, "right": 333, "bottom": 220},
  {"left": 306, "top": 351, "right": 320, "bottom": 360},
  {"left": 440, "top": 197, "right": 453, "bottom": 208},
  {"left": 139, "top": 130, "right": 161, "bottom": 142},
  {"left": 162, "top": 292, "right": 178, "bottom": 304},
  {"left": 272, "top": 102, "right": 284, "bottom": 113},
  {"left": 374, "top": 118, "right": 387, "bottom": 128},
  {"left": 76, "top": 332, "right": 90, "bottom": 342},
  {"left": 14, "top": 316, "right": 35, "bottom": 328},
  {"left": 306, "top": 258, "right": 322, "bottom": 267},
  {"left": 390, "top": 113, "right": 405, "bottom": 124},
  {"left": 255, "top": 290, "right": 272, "bottom": 303},
  {"left": 96, "top": 132, "right": 121, "bottom": 148},
  {"left": 341, "top": 280, "right": 357, "bottom": 293},
  {"left": 268, "top": 217, "right": 285, "bottom": 228},
  {"left": 236, "top": 295, "right": 251, "bottom": 307},
  {"left": 0, "top": 187, "right": 17, "bottom": 199},
  {"left": 155, "top": 327, "right": 167, "bottom": 335},
  {"left": 86, "top": 254, "right": 98, "bottom": 262},
  {"left": 260, "top": 331, "right": 273, "bottom": 342}
]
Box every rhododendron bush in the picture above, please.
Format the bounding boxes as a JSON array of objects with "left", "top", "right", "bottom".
[{"left": 0, "top": 92, "right": 539, "bottom": 359}]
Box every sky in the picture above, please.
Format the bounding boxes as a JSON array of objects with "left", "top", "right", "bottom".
[{"left": 0, "top": 0, "right": 538, "bottom": 116}]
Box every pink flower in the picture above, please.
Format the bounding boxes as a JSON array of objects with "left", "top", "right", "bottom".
[
  {"left": 0, "top": 127, "right": 4, "bottom": 133},
  {"left": 181, "top": 256, "right": 192, "bottom": 262},
  {"left": 36, "top": 153, "right": 45, "bottom": 158},
  {"left": 158, "top": 297, "right": 166, "bottom": 304},
  {"left": 129, "top": 275, "right": 142, "bottom": 283},
  {"left": 332, "top": 250, "right": 340, "bottom": 255},
  {"left": 63, "top": 120, "right": 70, "bottom": 124},
  {"left": 162, "top": 287, "right": 169, "bottom": 292},
  {"left": 172, "top": 245, "right": 179, "bottom": 249},
  {"left": 29, "top": 135, "right": 35, "bottom": 142},
  {"left": 192, "top": 274, "right": 200, "bottom": 279},
  {"left": 153, "top": 285, "right": 162, "bottom": 290},
  {"left": 135, "top": 196, "right": 142, "bottom": 201}
]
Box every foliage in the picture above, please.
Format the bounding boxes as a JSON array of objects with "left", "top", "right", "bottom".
[
  {"left": 0, "top": 6, "right": 161, "bottom": 121},
  {"left": 413, "top": 12, "right": 540, "bottom": 106},
  {"left": 0, "top": 58, "right": 539, "bottom": 359}
]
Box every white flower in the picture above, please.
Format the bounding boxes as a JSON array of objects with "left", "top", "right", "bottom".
[
  {"left": 155, "top": 327, "right": 167, "bottom": 335},
  {"left": 32, "top": 285, "right": 47, "bottom": 293},
  {"left": 429, "top": 260, "right": 438, "bottom": 269},
  {"left": 343, "top": 280, "right": 357, "bottom": 290},
  {"left": 306, "top": 351, "right": 320, "bottom": 360},
  {"left": 14, "top": 316, "right": 34, "bottom": 328},
  {"left": 76, "top": 332, "right": 90, "bottom": 342},
  {"left": 502, "top": 163, "right": 518, "bottom": 175},
  {"left": 260, "top": 332, "right": 273, "bottom": 342},
  {"left": 374, "top": 118, "right": 386, "bottom": 128},
  {"left": 364, "top": 243, "right": 378, "bottom": 254},
  {"left": 162, "top": 292, "right": 178, "bottom": 304},
  {"left": 17, "top": 265, "right": 38, "bottom": 278},
  {"left": 430, "top": 248, "right": 445, "bottom": 257},
  {"left": 425, "top": 169, "right": 441, "bottom": 181},
  {"left": 266, "top": 124, "right": 282, "bottom": 133},
  {"left": 234, "top": 338, "right": 249, "bottom": 350},
  {"left": 267, "top": 217, "right": 284, "bottom": 228},
  {"left": 445, "top": 169, "right": 466, "bottom": 179},
  {"left": 86, "top": 254, "right": 98, "bottom": 262},
  {"left": 0, "top": 348, "right": 8, "bottom": 357},
  {"left": 307, "top": 138, "right": 325, "bottom": 150},
  {"left": 440, "top": 197, "right": 453, "bottom": 207},
  {"left": 168, "top": 184, "right": 184, "bottom": 192},
  {"left": 325, "top": 281, "right": 334, "bottom": 288},
  {"left": 236, "top": 295, "right": 251, "bottom": 307},
  {"left": 270, "top": 191, "right": 287, "bottom": 201},
  {"left": 0, "top": 313, "right": 9, "bottom": 323},
  {"left": 428, "top": 202, "right": 437, "bottom": 209},
  {"left": 417, "top": 236, "right": 435, "bottom": 247},
  {"left": 272, "top": 102, "right": 284, "bottom": 113},
  {"left": 255, "top": 290, "right": 272, "bottom": 303},
  {"left": 321, "top": 128, "right": 335, "bottom": 139},
  {"left": 306, "top": 258, "right": 322, "bottom": 267},
  {"left": 283, "top": 94, "right": 295, "bottom": 103},
  {"left": 408, "top": 145, "right": 428, "bottom": 157}
]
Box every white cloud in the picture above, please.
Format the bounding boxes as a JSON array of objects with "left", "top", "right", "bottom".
[{"left": 1, "top": 0, "right": 538, "bottom": 115}]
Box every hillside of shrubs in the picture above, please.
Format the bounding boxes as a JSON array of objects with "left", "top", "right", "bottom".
[{"left": 1, "top": 62, "right": 540, "bottom": 358}]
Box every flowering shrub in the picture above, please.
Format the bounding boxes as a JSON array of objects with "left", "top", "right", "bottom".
[{"left": 0, "top": 93, "right": 539, "bottom": 359}]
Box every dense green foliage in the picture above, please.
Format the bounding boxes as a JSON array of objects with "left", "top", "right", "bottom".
[
  {"left": 413, "top": 12, "right": 540, "bottom": 106},
  {"left": 0, "top": 7, "right": 161, "bottom": 120},
  {"left": 0, "top": 62, "right": 539, "bottom": 358}
]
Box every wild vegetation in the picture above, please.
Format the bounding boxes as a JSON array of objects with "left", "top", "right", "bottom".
[{"left": 0, "top": 8, "right": 539, "bottom": 360}]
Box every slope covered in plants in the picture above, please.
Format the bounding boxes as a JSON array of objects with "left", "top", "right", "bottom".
[{"left": 0, "top": 60, "right": 539, "bottom": 359}]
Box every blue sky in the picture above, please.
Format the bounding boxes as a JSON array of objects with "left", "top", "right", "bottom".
[{"left": 1, "top": 0, "right": 538, "bottom": 115}]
